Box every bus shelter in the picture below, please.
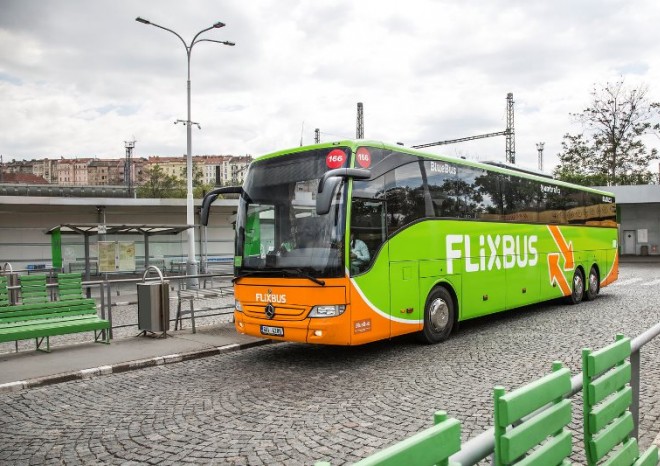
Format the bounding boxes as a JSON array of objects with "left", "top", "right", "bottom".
[{"left": 47, "top": 224, "right": 192, "bottom": 281}]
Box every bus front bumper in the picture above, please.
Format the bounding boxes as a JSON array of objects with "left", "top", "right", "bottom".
[{"left": 234, "top": 310, "right": 352, "bottom": 345}]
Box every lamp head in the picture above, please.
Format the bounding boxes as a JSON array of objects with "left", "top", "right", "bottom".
[
  {"left": 213, "top": 22, "right": 226, "bottom": 28},
  {"left": 135, "top": 17, "right": 151, "bottom": 25}
]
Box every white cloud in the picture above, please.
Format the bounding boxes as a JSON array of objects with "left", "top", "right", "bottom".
[{"left": 1, "top": 0, "right": 659, "bottom": 174}]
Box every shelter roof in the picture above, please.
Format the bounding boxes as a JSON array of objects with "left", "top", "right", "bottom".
[{"left": 47, "top": 224, "right": 192, "bottom": 236}]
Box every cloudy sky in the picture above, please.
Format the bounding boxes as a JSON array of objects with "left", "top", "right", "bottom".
[{"left": 1, "top": 0, "right": 660, "bottom": 172}]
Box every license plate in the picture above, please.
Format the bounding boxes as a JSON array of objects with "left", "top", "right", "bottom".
[{"left": 260, "top": 325, "right": 284, "bottom": 337}]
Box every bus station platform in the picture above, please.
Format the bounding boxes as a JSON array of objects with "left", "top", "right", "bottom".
[{"left": 0, "top": 322, "right": 271, "bottom": 393}]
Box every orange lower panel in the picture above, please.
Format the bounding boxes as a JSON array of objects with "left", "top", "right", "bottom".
[
  {"left": 235, "top": 310, "right": 354, "bottom": 345},
  {"left": 233, "top": 307, "right": 416, "bottom": 346}
]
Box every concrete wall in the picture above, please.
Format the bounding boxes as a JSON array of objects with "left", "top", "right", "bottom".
[
  {"left": 0, "top": 197, "right": 238, "bottom": 271},
  {"left": 618, "top": 203, "right": 660, "bottom": 256}
]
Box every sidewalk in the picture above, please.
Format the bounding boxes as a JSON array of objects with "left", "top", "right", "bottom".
[
  {"left": 619, "top": 255, "right": 660, "bottom": 263},
  {"left": 0, "top": 323, "right": 271, "bottom": 393}
]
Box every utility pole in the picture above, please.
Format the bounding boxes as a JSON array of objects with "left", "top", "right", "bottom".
[
  {"left": 124, "top": 140, "right": 136, "bottom": 197},
  {"left": 412, "top": 92, "right": 515, "bottom": 162},
  {"left": 136, "top": 16, "right": 234, "bottom": 289},
  {"left": 356, "top": 102, "right": 364, "bottom": 139},
  {"left": 536, "top": 142, "right": 545, "bottom": 172},
  {"left": 505, "top": 93, "right": 515, "bottom": 164},
  {"left": 314, "top": 128, "right": 320, "bottom": 144}
]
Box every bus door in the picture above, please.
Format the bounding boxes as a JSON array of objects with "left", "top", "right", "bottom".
[
  {"left": 349, "top": 198, "right": 392, "bottom": 342},
  {"left": 389, "top": 260, "right": 421, "bottom": 335}
]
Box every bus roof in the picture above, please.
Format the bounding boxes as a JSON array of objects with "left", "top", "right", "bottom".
[{"left": 252, "top": 140, "right": 616, "bottom": 198}]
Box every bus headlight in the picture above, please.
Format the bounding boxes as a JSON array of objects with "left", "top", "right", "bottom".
[
  {"left": 309, "top": 305, "right": 346, "bottom": 318},
  {"left": 235, "top": 300, "right": 243, "bottom": 312}
]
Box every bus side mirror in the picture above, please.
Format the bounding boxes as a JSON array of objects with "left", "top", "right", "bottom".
[
  {"left": 201, "top": 186, "right": 243, "bottom": 226},
  {"left": 316, "top": 177, "right": 342, "bottom": 215},
  {"left": 316, "top": 168, "right": 371, "bottom": 215}
]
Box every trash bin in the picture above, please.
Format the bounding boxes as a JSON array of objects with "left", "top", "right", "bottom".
[
  {"left": 2, "top": 262, "right": 19, "bottom": 305},
  {"left": 641, "top": 245, "right": 649, "bottom": 256},
  {"left": 137, "top": 266, "right": 170, "bottom": 333}
]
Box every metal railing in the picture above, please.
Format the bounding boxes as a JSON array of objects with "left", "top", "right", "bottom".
[
  {"left": 450, "top": 321, "right": 660, "bottom": 465},
  {"left": 1, "top": 267, "right": 235, "bottom": 341},
  {"left": 90, "top": 271, "right": 235, "bottom": 339}
]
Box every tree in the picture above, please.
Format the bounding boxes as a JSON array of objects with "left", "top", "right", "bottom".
[
  {"left": 554, "top": 80, "right": 660, "bottom": 186},
  {"left": 183, "top": 163, "right": 214, "bottom": 198},
  {"left": 136, "top": 164, "right": 185, "bottom": 198}
]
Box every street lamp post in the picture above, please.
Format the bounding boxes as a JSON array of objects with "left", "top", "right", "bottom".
[{"left": 136, "top": 17, "right": 234, "bottom": 288}]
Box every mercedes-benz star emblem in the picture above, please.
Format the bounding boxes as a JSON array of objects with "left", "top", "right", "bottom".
[{"left": 265, "top": 303, "right": 275, "bottom": 319}]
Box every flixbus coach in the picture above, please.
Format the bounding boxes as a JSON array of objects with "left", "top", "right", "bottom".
[{"left": 201, "top": 141, "right": 618, "bottom": 345}]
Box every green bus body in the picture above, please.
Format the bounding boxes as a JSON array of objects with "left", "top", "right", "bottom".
[
  {"left": 354, "top": 219, "right": 617, "bottom": 324},
  {"left": 216, "top": 140, "right": 617, "bottom": 345}
]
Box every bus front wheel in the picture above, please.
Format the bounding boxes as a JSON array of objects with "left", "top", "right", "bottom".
[
  {"left": 566, "top": 268, "right": 585, "bottom": 305},
  {"left": 418, "top": 287, "right": 455, "bottom": 344}
]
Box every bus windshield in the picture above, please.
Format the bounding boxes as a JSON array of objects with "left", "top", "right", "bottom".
[{"left": 235, "top": 148, "right": 349, "bottom": 279}]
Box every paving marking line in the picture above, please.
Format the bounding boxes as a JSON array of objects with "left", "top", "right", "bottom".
[
  {"left": 609, "top": 277, "right": 643, "bottom": 287},
  {"left": 640, "top": 278, "right": 660, "bottom": 287}
]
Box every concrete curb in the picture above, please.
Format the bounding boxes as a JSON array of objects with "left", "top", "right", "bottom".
[{"left": 0, "top": 339, "right": 273, "bottom": 394}]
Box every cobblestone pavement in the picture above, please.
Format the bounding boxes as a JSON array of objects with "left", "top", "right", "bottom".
[{"left": 1, "top": 263, "right": 659, "bottom": 465}]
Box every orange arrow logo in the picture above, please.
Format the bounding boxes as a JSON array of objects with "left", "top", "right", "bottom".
[
  {"left": 548, "top": 253, "right": 571, "bottom": 296},
  {"left": 548, "top": 225, "right": 574, "bottom": 270}
]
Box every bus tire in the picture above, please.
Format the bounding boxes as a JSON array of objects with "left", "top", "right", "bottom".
[
  {"left": 418, "top": 287, "right": 455, "bottom": 344},
  {"left": 585, "top": 265, "right": 599, "bottom": 301},
  {"left": 566, "top": 268, "right": 585, "bottom": 305}
]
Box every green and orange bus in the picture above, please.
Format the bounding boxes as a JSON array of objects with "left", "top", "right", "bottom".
[{"left": 201, "top": 140, "right": 618, "bottom": 345}]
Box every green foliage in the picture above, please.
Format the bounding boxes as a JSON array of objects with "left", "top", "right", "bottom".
[
  {"left": 554, "top": 81, "right": 660, "bottom": 186},
  {"left": 137, "top": 162, "right": 215, "bottom": 199},
  {"left": 136, "top": 164, "right": 185, "bottom": 198},
  {"left": 184, "top": 163, "right": 215, "bottom": 198}
]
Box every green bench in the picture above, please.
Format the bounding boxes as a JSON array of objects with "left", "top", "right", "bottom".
[
  {"left": 494, "top": 361, "right": 573, "bottom": 466},
  {"left": 0, "top": 273, "right": 109, "bottom": 352},
  {"left": 56, "top": 272, "right": 86, "bottom": 301},
  {"left": 582, "top": 335, "right": 658, "bottom": 466},
  {"left": 18, "top": 274, "right": 49, "bottom": 304},
  {"left": 0, "top": 276, "right": 9, "bottom": 307}
]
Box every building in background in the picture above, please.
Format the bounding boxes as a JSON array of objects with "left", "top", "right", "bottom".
[
  {"left": 1, "top": 154, "right": 250, "bottom": 188},
  {"left": 32, "top": 158, "right": 58, "bottom": 184},
  {"left": 198, "top": 155, "right": 252, "bottom": 186}
]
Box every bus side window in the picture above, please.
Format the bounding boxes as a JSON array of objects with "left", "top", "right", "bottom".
[
  {"left": 425, "top": 160, "right": 460, "bottom": 218},
  {"left": 459, "top": 166, "right": 499, "bottom": 220},
  {"left": 385, "top": 162, "right": 425, "bottom": 234},
  {"left": 350, "top": 198, "right": 386, "bottom": 274}
]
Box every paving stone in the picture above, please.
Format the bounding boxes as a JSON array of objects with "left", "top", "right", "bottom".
[{"left": 1, "top": 264, "right": 660, "bottom": 464}]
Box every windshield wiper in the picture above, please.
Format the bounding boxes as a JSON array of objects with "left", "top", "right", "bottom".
[
  {"left": 286, "top": 268, "right": 326, "bottom": 286},
  {"left": 232, "top": 270, "right": 271, "bottom": 283},
  {"left": 233, "top": 269, "right": 325, "bottom": 286}
]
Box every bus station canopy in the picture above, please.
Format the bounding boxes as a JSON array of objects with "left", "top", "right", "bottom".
[
  {"left": 47, "top": 224, "right": 192, "bottom": 236},
  {"left": 47, "top": 224, "right": 193, "bottom": 279}
]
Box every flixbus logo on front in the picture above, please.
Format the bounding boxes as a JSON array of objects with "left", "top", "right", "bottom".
[{"left": 445, "top": 234, "right": 538, "bottom": 274}]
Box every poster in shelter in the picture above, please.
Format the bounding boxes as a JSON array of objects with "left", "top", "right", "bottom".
[
  {"left": 98, "top": 241, "right": 117, "bottom": 273},
  {"left": 118, "top": 242, "right": 136, "bottom": 271}
]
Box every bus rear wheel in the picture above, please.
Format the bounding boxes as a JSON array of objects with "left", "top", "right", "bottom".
[
  {"left": 566, "top": 268, "right": 585, "bottom": 305},
  {"left": 418, "top": 287, "right": 455, "bottom": 344},
  {"left": 585, "top": 265, "right": 599, "bottom": 301}
]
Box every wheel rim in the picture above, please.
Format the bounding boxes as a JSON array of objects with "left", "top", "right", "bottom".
[
  {"left": 589, "top": 270, "right": 598, "bottom": 294},
  {"left": 574, "top": 273, "right": 584, "bottom": 298},
  {"left": 429, "top": 297, "right": 449, "bottom": 333}
]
